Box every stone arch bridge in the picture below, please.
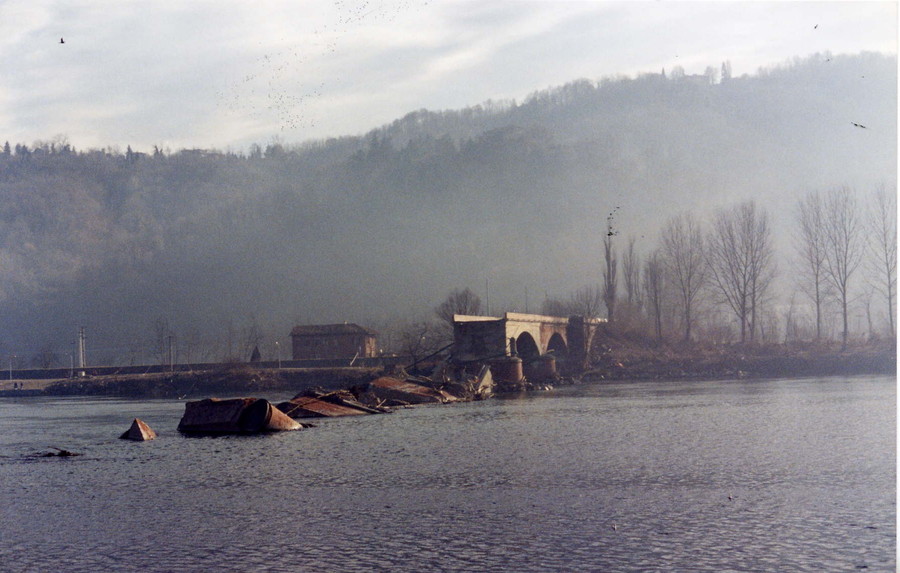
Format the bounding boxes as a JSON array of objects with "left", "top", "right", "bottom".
[{"left": 451, "top": 312, "right": 605, "bottom": 373}]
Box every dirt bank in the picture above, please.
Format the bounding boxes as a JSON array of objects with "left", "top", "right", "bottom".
[
  {"left": 7, "top": 366, "right": 383, "bottom": 399},
  {"left": 585, "top": 332, "right": 896, "bottom": 381},
  {"left": 0, "top": 338, "right": 894, "bottom": 399}
]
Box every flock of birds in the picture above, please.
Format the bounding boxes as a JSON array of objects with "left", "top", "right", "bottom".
[
  {"left": 215, "top": 43, "right": 329, "bottom": 133},
  {"left": 212, "top": 13, "right": 871, "bottom": 139},
  {"left": 211, "top": 0, "right": 428, "bottom": 135},
  {"left": 607, "top": 206, "right": 622, "bottom": 237},
  {"left": 811, "top": 23, "right": 870, "bottom": 130},
  {"left": 56, "top": 2, "right": 430, "bottom": 139},
  {"left": 56, "top": 11, "right": 872, "bottom": 141}
]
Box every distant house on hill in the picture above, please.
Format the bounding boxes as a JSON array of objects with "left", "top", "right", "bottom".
[{"left": 290, "top": 323, "right": 378, "bottom": 360}]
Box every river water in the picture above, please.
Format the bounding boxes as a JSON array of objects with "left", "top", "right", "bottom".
[{"left": 0, "top": 375, "right": 894, "bottom": 572}]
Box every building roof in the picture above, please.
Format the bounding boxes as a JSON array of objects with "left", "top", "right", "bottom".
[{"left": 290, "top": 323, "right": 378, "bottom": 337}]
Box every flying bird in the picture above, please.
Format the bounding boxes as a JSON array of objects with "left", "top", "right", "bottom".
[{"left": 851, "top": 122, "right": 868, "bottom": 129}]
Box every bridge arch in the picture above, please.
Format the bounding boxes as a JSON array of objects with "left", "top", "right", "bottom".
[
  {"left": 515, "top": 332, "right": 540, "bottom": 359},
  {"left": 546, "top": 332, "right": 568, "bottom": 357}
]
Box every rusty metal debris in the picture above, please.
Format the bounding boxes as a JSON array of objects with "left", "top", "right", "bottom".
[
  {"left": 177, "top": 397, "right": 303, "bottom": 434},
  {"left": 276, "top": 388, "right": 385, "bottom": 419},
  {"left": 119, "top": 418, "right": 157, "bottom": 441},
  {"left": 141, "top": 350, "right": 564, "bottom": 440},
  {"left": 358, "top": 376, "right": 459, "bottom": 407}
]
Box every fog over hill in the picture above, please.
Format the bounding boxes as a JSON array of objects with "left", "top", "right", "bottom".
[{"left": 0, "top": 52, "right": 895, "bottom": 365}]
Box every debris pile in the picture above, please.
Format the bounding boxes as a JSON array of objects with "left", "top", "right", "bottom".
[
  {"left": 429, "top": 362, "right": 495, "bottom": 400},
  {"left": 277, "top": 389, "right": 387, "bottom": 419},
  {"left": 355, "top": 376, "right": 458, "bottom": 407},
  {"left": 114, "top": 351, "right": 565, "bottom": 446}
]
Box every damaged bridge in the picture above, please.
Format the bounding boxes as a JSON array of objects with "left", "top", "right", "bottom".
[{"left": 451, "top": 312, "right": 605, "bottom": 374}]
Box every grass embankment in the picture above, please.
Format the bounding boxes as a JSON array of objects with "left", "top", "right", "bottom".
[{"left": 584, "top": 330, "right": 896, "bottom": 381}]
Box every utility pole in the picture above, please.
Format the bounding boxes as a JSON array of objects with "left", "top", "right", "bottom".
[
  {"left": 76, "top": 327, "right": 86, "bottom": 376},
  {"left": 168, "top": 335, "right": 175, "bottom": 372}
]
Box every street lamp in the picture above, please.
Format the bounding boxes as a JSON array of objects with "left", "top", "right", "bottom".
[{"left": 275, "top": 341, "right": 281, "bottom": 369}]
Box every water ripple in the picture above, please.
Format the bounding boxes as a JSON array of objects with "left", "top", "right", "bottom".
[{"left": 0, "top": 377, "right": 894, "bottom": 572}]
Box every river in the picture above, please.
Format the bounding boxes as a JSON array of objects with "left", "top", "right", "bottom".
[{"left": 0, "top": 375, "right": 894, "bottom": 572}]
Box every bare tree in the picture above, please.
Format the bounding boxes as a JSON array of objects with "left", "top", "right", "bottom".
[
  {"left": 622, "top": 236, "right": 641, "bottom": 309},
  {"left": 867, "top": 184, "right": 897, "bottom": 336},
  {"left": 239, "top": 316, "right": 264, "bottom": 362},
  {"left": 570, "top": 285, "right": 605, "bottom": 319},
  {"left": 435, "top": 288, "right": 483, "bottom": 327},
  {"left": 179, "top": 327, "right": 201, "bottom": 365},
  {"left": 661, "top": 213, "right": 707, "bottom": 342},
  {"left": 822, "top": 186, "right": 864, "bottom": 348},
  {"left": 783, "top": 291, "right": 802, "bottom": 342},
  {"left": 541, "top": 296, "right": 571, "bottom": 317},
  {"left": 642, "top": 249, "right": 666, "bottom": 341},
  {"left": 860, "top": 284, "right": 876, "bottom": 339},
  {"left": 706, "top": 201, "right": 775, "bottom": 342},
  {"left": 152, "top": 317, "right": 172, "bottom": 366},
  {"left": 222, "top": 319, "right": 237, "bottom": 363},
  {"left": 125, "top": 338, "right": 142, "bottom": 366},
  {"left": 602, "top": 219, "right": 618, "bottom": 321},
  {"left": 31, "top": 342, "right": 58, "bottom": 369},
  {"left": 397, "top": 321, "right": 444, "bottom": 365},
  {"left": 796, "top": 191, "right": 829, "bottom": 340}
]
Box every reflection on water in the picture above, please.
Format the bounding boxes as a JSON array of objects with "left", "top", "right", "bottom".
[{"left": 0, "top": 376, "right": 894, "bottom": 572}]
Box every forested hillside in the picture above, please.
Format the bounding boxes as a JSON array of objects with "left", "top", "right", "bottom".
[{"left": 0, "top": 52, "right": 895, "bottom": 365}]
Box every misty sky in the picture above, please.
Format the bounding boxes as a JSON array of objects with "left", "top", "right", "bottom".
[{"left": 1, "top": 1, "right": 895, "bottom": 153}]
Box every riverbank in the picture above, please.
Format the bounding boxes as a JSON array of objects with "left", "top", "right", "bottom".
[
  {"left": 0, "top": 339, "right": 894, "bottom": 399},
  {"left": 584, "top": 334, "right": 896, "bottom": 381},
  {"left": 0, "top": 366, "right": 383, "bottom": 399}
]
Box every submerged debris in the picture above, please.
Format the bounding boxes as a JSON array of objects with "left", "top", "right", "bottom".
[
  {"left": 277, "top": 388, "right": 387, "bottom": 419},
  {"left": 356, "top": 376, "right": 458, "bottom": 407},
  {"left": 177, "top": 397, "right": 304, "bottom": 434},
  {"left": 169, "top": 354, "right": 561, "bottom": 439},
  {"left": 38, "top": 447, "right": 81, "bottom": 458},
  {"left": 119, "top": 418, "right": 158, "bottom": 441},
  {"left": 277, "top": 395, "right": 370, "bottom": 419}
]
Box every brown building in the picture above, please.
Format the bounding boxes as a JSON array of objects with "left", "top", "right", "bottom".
[{"left": 290, "top": 323, "right": 378, "bottom": 360}]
